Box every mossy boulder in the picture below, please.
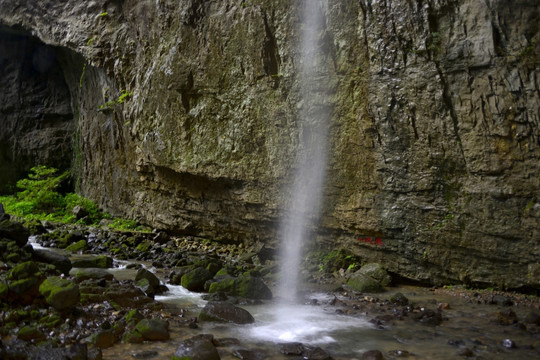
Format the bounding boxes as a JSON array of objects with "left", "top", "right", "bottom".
[
  {"left": 73, "top": 268, "right": 114, "bottom": 282},
  {"left": 135, "top": 268, "right": 167, "bottom": 296},
  {"left": 346, "top": 273, "right": 384, "bottom": 293},
  {"left": 172, "top": 334, "right": 220, "bottom": 360},
  {"left": 87, "top": 329, "right": 116, "bottom": 348},
  {"left": 9, "top": 261, "right": 40, "bottom": 280},
  {"left": 9, "top": 277, "right": 42, "bottom": 303},
  {"left": 181, "top": 267, "right": 214, "bottom": 292},
  {"left": 199, "top": 301, "right": 255, "bottom": 324},
  {"left": 18, "top": 325, "right": 46, "bottom": 342},
  {"left": 0, "top": 219, "right": 29, "bottom": 246},
  {"left": 359, "top": 263, "right": 392, "bottom": 287},
  {"left": 65, "top": 239, "right": 87, "bottom": 252},
  {"left": 39, "top": 276, "right": 80, "bottom": 310},
  {"left": 208, "top": 276, "right": 272, "bottom": 299},
  {"left": 135, "top": 318, "right": 170, "bottom": 341},
  {"left": 32, "top": 249, "right": 72, "bottom": 275},
  {"left": 71, "top": 255, "right": 113, "bottom": 269}
]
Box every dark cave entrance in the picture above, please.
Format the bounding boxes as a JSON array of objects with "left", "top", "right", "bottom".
[{"left": 0, "top": 26, "right": 76, "bottom": 194}]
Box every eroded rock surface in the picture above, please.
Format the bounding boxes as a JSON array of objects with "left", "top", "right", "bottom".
[{"left": 0, "top": 0, "right": 538, "bottom": 290}]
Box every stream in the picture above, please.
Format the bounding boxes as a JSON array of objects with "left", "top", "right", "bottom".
[{"left": 28, "top": 237, "right": 540, "bottom": 360}]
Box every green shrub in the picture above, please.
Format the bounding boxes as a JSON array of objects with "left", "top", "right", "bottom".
[{"left": 0, "top": 166, "right": 145, "bottom": 232}]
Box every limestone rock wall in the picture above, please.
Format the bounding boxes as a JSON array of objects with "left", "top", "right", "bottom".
[{"left": 0, "top": 0, "right": 538, "bottom": 290}]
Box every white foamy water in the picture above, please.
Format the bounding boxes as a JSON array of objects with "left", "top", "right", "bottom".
[
  {"left": 154, "top": 284, "right": 207, "bottom": 308},
  {"left": 242, "top": 301, "right": 371, "bottom": 345},
  {"left": 28, "top": 235, "right": 46, "bottom": 250}
]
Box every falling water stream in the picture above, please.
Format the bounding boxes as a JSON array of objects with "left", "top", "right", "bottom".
[{"left": 277, "top": 0, "right": 330, "bottom": 303}]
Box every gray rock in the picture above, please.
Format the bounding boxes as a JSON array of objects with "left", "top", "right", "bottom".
[
  {"left": 33, "top": 249, "right": 72, "bottom": 275},
  {"left": 359, "top": 263, "right": 392, "bottom": 287},
  {"left": 71, "top": 255, "right": 113, "bottom": 269},
  {"left": 347, "top": 273, "right": 384, "bottom": 293},
  {"left": 181, "top": 267, "right": 214, "bottom": 292},
  {"left": 172, "top": 334, "right": 220, "bottom": 360},
  {"left": 72, "top": 205, "right": 89, "bottom": 220},
  {"left": 39, "top": 276, "right": 80, "bottom": 310},
  {"left": 73, "top": 268, "right": 114, "bottom": 282},
  {"left": 199, "top": 301, "right": 255, "bottom": 324}
]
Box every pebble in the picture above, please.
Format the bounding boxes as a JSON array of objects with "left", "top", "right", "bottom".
[{"left": 502, "top": 338, "right": 515, "bottom": 349}]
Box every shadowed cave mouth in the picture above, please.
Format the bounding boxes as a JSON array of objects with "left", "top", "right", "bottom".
[{"left": 0, "top": 25, "right": 82, "bottom": 194}]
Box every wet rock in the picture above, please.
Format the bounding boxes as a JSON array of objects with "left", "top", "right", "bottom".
[
  {"left": 387, "top": 350, "right": 413, "bottom": 357},
  {"left": 132, "top": 350, "right": 159, "bottom": 359},
  {"left": 66, "top": 239, "right": 88, "bottom": 252},
  {"left": 491, "top": 294, "right": 514, "bottom": 306},
  {"left": 347, "top": 273, "right": 384, "bottom": 293},
  {"left": 413, "top": 309, "right": 442, "bottom": 326},
  {"left": 492, "top": 309, "right": 518, "bottom": 325},
  {"left": 208, "top": 276, "right": 272, "bottom": 299},
  {"left": 0, "top": 219, "right": 29, "bottom": 247},
  {"left": 74, "top": 268, "right": 114, "bottom": 282},
  {"left": 359, "top": 263, "right": 392, "bottom": 286},
  {"left": 8, "top": 276, "right": 42, "bottom": 304},
  {"left": 9, "top": 261, "right": 40, "bottom": 280},
  {"left": 24, "top": 219, "right": 46, "bottom": 235},
  {"left": 153, "top": 231, "right": 170, "bottom": 244},
  {"left": 181, "top": 266, "right": 214, "bottom": 291},
  {"left": 33, "top": 249, "right": 72, "bottom": 275},
  {"left": 437, "top": 302, "right": 450, "bottom": 310},
  {"left": 17, "top": 325, "right": 46, "bottom": 342},
  {"left": 457, "top": 347, "right": 475, "bottom": 357},
  {"left": 389, "top": 292, "right": 409, "bottom": 306},
  {"left": 39, "top": 276, "right": 80, "bottom": 310},
  {"left": 280, "top": 342, "right": 305, "bottom": 355},
  {"left": 172, "top": 334, "right": 220, "bottom": 360},
  {"left": 199, "top": 301, "right": 255, "bottom": 324},
  {"left": 72, "top": 205, "right": 89, "bottom": 220},
  {"left": 134, "top": 318, "right": 170, "bottom": 341},
  {"left": 72, "top": 255, "right": 113, "bottom": 269},
  {"left": 303, "top": 346, "right": 333, "bottom": 360},
  {"left": 524, "top": 311, "right": 540, "bottom": 325},
  {"left": 502, "top": 338, "right": 515, "bottom": 349},
  {"left": 233, "top": 348, "right": 266, "bottom": 360},
  {"left": 87, "top": 329, "right": 116, "bottom": 348},
  {"left": 135, "top": 268, "right": 166, "bottom": 296},
  {"left": 125, "top": 310, "right": 145, "bottom": 325},
  {"left": 361, "top": 349, "right": 384, "bottom": 360},
  {"left": 448, "top": 339, "right": 465, "bottom": 347}
]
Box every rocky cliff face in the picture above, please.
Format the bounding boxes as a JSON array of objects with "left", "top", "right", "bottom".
[{"left": 0, "top": 0, "right": 538, "bottom": 291}]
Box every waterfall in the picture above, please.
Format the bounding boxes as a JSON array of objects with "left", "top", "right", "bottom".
[{"left": 278, "top": 0, "right": 330, "bottom": 303}]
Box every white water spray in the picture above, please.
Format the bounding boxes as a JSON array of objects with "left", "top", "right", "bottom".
[{"left": 278, "top": 0, "right": 331, "bottom": 303}]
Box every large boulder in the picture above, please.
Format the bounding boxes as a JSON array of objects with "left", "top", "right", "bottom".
[
  {"left": 172, "top": 334, "right": 220, "bottom": 360},
  {"left": 71, "top": 255, "right": 113, "bottom": 269},
  {"left": 32, "top": 249, "right": 72, "bottom": 275},
  {"left": 358, "top": 263, "right": 392, "bottom": 287},
  {"left": 73, "top": 268, "right": 114, "bottom": 282},
  {"left": 39, "top": 276, "right": 80, "bottom": 310},
  {"left": 346, "top": 273, "right": 384, "bottom": 293},
  {"left": 208, "top": 276, "right": 272, "bottom": 300},
  {"left": 135, "top": 268, "right": 167, "bottom": 296},
  {"left": 181, "top": 267, "right": 214, "bottom": 292},
  {"left": 0, "top": 219, "right": 29, "bottom": 247},
  {"left": 133, "top": 318, "right": 170, "bottom": 341},
  {"left": 199, "top": 301, "right": 255, "bottom": 324}
]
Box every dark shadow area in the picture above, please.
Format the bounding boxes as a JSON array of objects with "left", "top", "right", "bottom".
[{"left": 0, "top": 26, "right": 74, "bottom": 194}]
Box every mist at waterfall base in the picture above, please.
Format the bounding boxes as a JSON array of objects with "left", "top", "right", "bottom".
[{"left": 246, "top": 0, "right": 370, "bottom": 346}]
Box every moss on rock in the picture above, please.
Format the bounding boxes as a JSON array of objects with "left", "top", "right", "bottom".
[{"left": 38, "top": 276, "right": 80, "bottom": 310}]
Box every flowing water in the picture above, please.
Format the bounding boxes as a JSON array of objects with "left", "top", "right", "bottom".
[
  {"left": 29, "top": 239, "right": 539, "bottom": 359},
  {"left": 277, "top": 0, "right": 331, "bottom": 303}
]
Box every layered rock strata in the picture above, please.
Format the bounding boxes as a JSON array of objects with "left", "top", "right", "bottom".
[{"left": 0, "top": 0, "right": 538, "bottom": 290}]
